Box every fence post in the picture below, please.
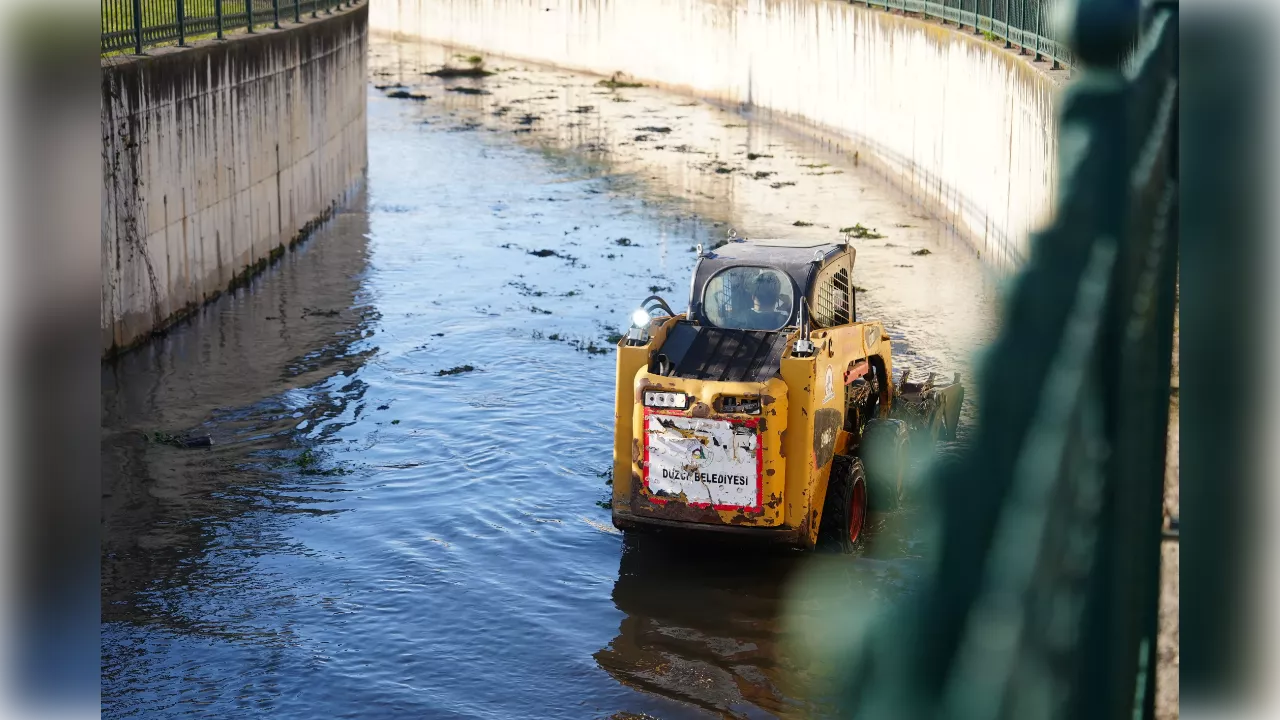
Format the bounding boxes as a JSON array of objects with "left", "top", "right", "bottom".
[
  {"left": 313, "top": 0, "right": 318, "bottom": 19},
  {"left": 1033, "top": 0, "right": 1042, "bottom": 61},
  {"left": 131, "top": 0, "right": 143, "bottom": 54},
  {"left": 177, "top": 0, "right": 186, "bottom": 45},
  {"left": 295, "top": 0, "right": 301, "bottom": 23},
  {"left": 247, "top": 0, "right": 255, "bottom": 33},
  {"left": 1017, "top": 0, "right": 1026, "bottom": 54},
  {"left": 273, "top": 0, "right": 280, "bottom": 28},
  {"left": 216, "top": 0, "right": 224, "bottom": 39},
  {"left": 1004, "top": 0, "right": 1011, "bottom": 47}
]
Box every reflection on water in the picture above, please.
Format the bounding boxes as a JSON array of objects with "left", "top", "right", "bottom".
[
  {"left": 101, "top": 35, "right": 996, "bottom": 719},
  {"left": 600, "top": 535, "right": 808, "bottom": 718}
]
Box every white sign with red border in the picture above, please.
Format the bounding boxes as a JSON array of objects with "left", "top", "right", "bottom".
[{"left": 643, "top": 412, "right": 762, "bottom": 511}]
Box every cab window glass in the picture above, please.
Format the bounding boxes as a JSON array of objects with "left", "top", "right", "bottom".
[{"left": 703, "top": 267, "right": 794, "bottom": 331}]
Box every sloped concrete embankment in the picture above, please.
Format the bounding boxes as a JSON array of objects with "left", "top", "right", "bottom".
[
  {"left": 102, "top": 4, "right": 369, "bottom": 356},
  {"left": 372, "top": 0, "right": 1057, "bottom": 270}
]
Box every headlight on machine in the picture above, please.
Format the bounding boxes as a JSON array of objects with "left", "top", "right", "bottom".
[{"left": 643, "top": 391, "right": 689, "bottom": 409}]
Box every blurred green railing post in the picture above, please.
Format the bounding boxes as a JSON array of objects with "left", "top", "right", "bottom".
[
  {"left": 247, "top": 0, "right": 255, "bottom": 33},
  {"left": 1004, "top": 0, "right": 1011, "bottom": 47},
  {"left": 273, "top": 0, "right": 281, "bottom": 29},
  {"left": 215, "top": 0, "right": 224, "bottom": 39},
  {"left": 821, "top": 1, "right": 1175, "bottom": 718},
  {"left": 177, "top": 0, "right": 185, "bottom": 45},
  {"left": 295, "top": 0, "right": 301, "bottom": 23},
  {"left": 1032, "top": 0, "right": 1042, "bottom": 61},
  {"left": 131, "top": 0, "right": 143, "bottom": 54},
  {"left": 312, "top": 0, "right": 318, "bottom": 19},
  {"left": 1017, "top": 0, "right": 1026, "bottom": 54}
]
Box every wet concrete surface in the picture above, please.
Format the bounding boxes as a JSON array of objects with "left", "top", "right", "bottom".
[{"left": 101, "top": 37, "right": 999, "bottom": 718}]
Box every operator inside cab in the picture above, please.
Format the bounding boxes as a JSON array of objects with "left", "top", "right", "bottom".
[
  {"left": 739, "top": 272, "right": 788, "bottom": 330},
  {"left": 706, "top": 266, "right": 794, "bottom": 331}
]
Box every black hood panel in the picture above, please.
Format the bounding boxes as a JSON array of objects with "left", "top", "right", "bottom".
[{"left": 652, "top": 322, "right": 789, "bottom": 383}]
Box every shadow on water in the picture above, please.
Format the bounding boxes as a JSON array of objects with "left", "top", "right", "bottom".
[
  {"left": 597, "top": 504, "right": 934, "bottom": 719},
  {"left": 599, "top": 534, "right": 812, "bottom": 718},
  {"left": 101, "top": 196, "right": 375, "bottom": 640}
]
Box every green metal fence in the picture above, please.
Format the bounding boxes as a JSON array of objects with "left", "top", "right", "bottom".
[
  {"left": 832, "top": 1, "right": 1176, "bottom": 718},
  {"left": 101, "top": 0, "right": 360, "bottom": 55},
  {"left": 859, "top": 0, "right": 1072, "bottom": 68}
]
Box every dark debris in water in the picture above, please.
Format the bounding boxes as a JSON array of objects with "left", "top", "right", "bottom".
[
  {"left": 533, "top": 331, "right": 616, "bottom": 356},
  {"left": 291, "top": 448, "right": 351, "bottom": 477},
  {"left": 527, "top": 248, "right": 576, "bottom": 262},
  {"left": 447, "top": 86, "right": 491, "bottom": 95},
  {"left": 614, "top": 237, "right": 636, "bottom": 247},
  {"left": 437, "top": 365, "right": 477, "bottom": 376},
  {"left": 386, "top": 90, "right": 431, "bottom": 100},
  {"left": 770, "top": 181, "right": 796, "bottom": 189},
  {"left": 752, "top": 171, "right": 775, "bottom": 180},
  {"left": 145, "top": 430, "right": 212, "bottom": 449},
  {"left": 509, "top": 281, "right": 545, "bottom": 297},
  {"left": 426, "top": 67, "right": 495, "bottom": 78},
  {"left": 793, "top": 220, "right": 813, "bottom": 227},
  {"left": 912, "top": 248, "right": 933, "bottom": 256},
  {"left": 840, "top": 223, "right": 886, "bottom": 239},
  {"left": 636, "top": 126, "right": 671, "bottom": 134},
  {"left": 746, "top": 152, "right": 773, "bottom": 160},
  {"left": 596, "top": 72, "right": 645, "bottom": 89}
]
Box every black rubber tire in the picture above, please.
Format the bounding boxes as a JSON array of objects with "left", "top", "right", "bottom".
[
  {"left": 860, "top": 418, "right": 910, "bottom": 511},
  {"left": 817, "top": 455, "right": 869, "bottom": 554}
]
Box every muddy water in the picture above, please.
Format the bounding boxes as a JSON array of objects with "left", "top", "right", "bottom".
[{"left": 100, "top": 37, "right": 999, "bottom": 719}]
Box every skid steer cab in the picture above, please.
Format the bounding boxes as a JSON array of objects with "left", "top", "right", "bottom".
[{"left": 611, "top": 234, "right": 964, "bottom": 552}]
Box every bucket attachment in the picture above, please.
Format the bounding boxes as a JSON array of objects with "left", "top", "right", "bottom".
[{"left": 891, "top": 370, "right": 965, "bottom": 442}]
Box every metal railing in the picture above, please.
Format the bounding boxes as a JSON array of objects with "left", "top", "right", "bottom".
[
  {"left": 859, "top": 0, "right": 1073, "bottom": 68},
  {"left": 102, "top": 0, "right": 360, "bottom": 55},
  {"left": 831, "top": 2, "right": 1177, "bottom": 718}
]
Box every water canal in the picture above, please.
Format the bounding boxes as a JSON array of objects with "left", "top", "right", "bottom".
[{"left": 101, "top": 37, "right": 999, "bottom": 718}]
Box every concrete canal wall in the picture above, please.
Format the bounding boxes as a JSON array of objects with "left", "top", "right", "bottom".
[
  {"left": 371, "top": 0, "right": 1059, "bottom": 270},
  {"left": 102, "top": 4, "right": 369, "bottom": 356}
]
